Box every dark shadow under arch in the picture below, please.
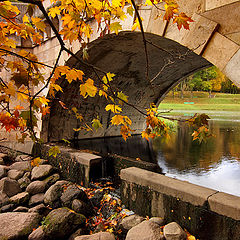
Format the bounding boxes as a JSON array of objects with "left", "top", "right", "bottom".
[{"left": 42, "top": 31, "right": 211, "bottom": 142}]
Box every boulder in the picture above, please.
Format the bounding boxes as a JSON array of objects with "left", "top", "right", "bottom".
[
  {"left": 10, "top": 191, "right": 30, "bottom": 205},
  {"left": 31, "top": 164, "right": 53, "bottom": 180},
  {"left": 0, "top": 212, "right": 41, "bottom": 239},
  {"left": 10, "top": 161, "right": 31, "bottom": 171},
  {"left": 26, "top": 181, "right": 46, "bottom": 195},
  {"left": 0, "top": 153, "right": 8, "bottom": 162},
  {"left": 29, "top": 203, "right": 50, "bottom": 215},
  {"left": 44, "top": 180, "right": 68, "bottom": 208},
  {"left": 28, "top": 226, "right": 46, "bottom": 240},
  {"left": 68, "top": 228, "right": 86, "bottom": 240},
  {"left": 163, "top": 222, "right": 187, "bottom": 240},
  {"left": 29, "top": 193, "right": 45, "bottom": 206},
  {"left": 0, "top": 203, "right": 15, "bottom": 212},
  {"left": 41, "top": 207, "right": 86, "bottom": 239},
  {"left": 43, "top": 173, "right": 60, "bottom": 188},
  {"left": 0, "top": 177, "right": 22, "bottom": 197},
  {"left": 120, "top": 214, "right": 144, "bottom": 232},
  {"left": 8, "top": 169, "right": 24, "bottom": 180},
  {"left": 0, "top": 166, "right": 7, "bottom": 178},
  {"left": 18, "top": 172, "right": 31, "bottom": 189},
  {"left": 13, "top": 206, "right": 29, "bottom": 212},
  {"left": 126, "top": 220, "right": 164, "bottom": 240},
  {"left": 15, "top": 154, "right": 33, "bottom": 162},
  {"left": 0, "top": 191, "right": 9, "bottom": 207},
  {"left": 60, "top": 184, "right": 84, "bottom": 208},
  {"left": 74, "top": 232, "right": 115, "bottom": 240},
  {"left": 149, "top": 217, "right": 165, "bottom": 226}
]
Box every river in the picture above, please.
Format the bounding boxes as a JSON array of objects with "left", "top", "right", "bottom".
[{"left": 154, "top": 110, "right": 240, "bottom": 197}]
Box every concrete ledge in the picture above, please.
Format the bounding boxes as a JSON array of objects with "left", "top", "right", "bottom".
[
  {"left": 120, "top": 167, "right": 217, "bottom": 206},
  {"left": 32, "top": 143, "right": 102, "bottom": 186},
  {"left": 120, "top": 167, "right": 240, "bottom": 240},
  {"left": 208, "top": 192, "right": 240, "bottom": 220}
]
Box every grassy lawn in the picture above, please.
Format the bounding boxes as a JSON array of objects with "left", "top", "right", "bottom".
[{"left": 158, "top": 92, "right": 240, "bottom": 112}]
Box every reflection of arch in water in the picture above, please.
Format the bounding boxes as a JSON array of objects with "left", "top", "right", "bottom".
[{"left": 42, "top": 32, "right": 211, "bottom": 142}]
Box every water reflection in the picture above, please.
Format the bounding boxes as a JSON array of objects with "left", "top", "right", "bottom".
[{"left": 153, "top": 113, "right": 240, "bottom": 196}]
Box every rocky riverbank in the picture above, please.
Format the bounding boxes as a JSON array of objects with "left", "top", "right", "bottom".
[{"left": 0, "top": 151, "right": 196, "bottom": 240}]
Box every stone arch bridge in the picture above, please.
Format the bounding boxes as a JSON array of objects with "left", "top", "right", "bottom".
[{"left": 1, "top": 0, "right": 240, "bottom": 147}]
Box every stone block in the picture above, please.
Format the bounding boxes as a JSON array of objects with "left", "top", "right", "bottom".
[
  {"left": 224, "top": 49, "right": 240, "bottom": 87},
  {"left": 208, "top": 192, "right": 240, "bottom": 220},
  {"left": 181, "top": 13, "right": 218, "bottom": 55},
  {"left": 205, "top": 0, "right": 239, "bottom": 11},
  {"left": 120, "top": 167, "right": 217, "bottom": 206},
  {"left": 202, "top": 32, "right": 240, "bottom": 70},
  {"left": 202, "top": 2, "right": 240, "bottom": 35},
  {"left": 146, "top": 7, "right": 167, "bottom": 36}
]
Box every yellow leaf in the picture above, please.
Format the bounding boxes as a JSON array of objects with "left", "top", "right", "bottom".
[
  {"left": 48, "top": 146, "right": 60, "bottom": 158},
  {"left": 117, "top": 91, "right": 128, "bottom": 105},
  {"left": 48, "top": 6, "right": 61, "bottom": 18},
  {"left": 105, "top": 104, "right": 122, "bottom": 113},
  {"left": 5, "top": 82, "right": 16, "bottom": 96},
  {"left": 22, "top": 14, "right": 29, "bottom": 23},
  {"left": 111, "top": 115, "right": 124, "bottom": 125},
  {"left": 110, "top": 22, "right": 122, "bottom": 35},
  {"left": 31, "top": 17, "right": 46, "bottom": 32},
  {"left": 17, "top": 90, "right": 29, "bottom": 102},
  {"left": 92, "top": 118, "right": 102, "bottom": 131},
  {"left": 102, "top": 72, "right": 115, "bottom": 84},
  {"left": 80, "top": 78, "right": 97, "bottom": 98}
]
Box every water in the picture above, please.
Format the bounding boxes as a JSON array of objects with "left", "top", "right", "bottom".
[
  {"left": 154, "top": 110, "right": 240, "bottom": 197},
  {"left": 74, "top": 110, "right": 240, "bottom": 197}
]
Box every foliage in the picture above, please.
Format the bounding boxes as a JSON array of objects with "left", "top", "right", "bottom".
[{"left": 0, "top": 0, "right": 209, "bottom": 146}]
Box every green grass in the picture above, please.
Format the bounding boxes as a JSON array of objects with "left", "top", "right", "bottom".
[{"left": 159, "top": 92, "right": 240, "bottom": 112}]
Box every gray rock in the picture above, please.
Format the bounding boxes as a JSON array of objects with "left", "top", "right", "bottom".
[
  {"left": 0, "top": 203, "right": 15, "bottom": 212},
  {"left": 43, "top": 173, "right": 60, "bottom": 188},
  {"left": 0, "top": 191, "right": 9, "bottom": 207},
  {"left": 44, "top": 180, "right": 68, "bottom": 208},
  {"left": 29, "top": 193, "right": 45, "bottom": 206},
  {"left": 8, "top": 169, "right": 24, "bottom": 180},
  {"left": 15, "top": 154, "right": 33, "bottom": 162},
  {"left": 10, "top": 192, "right": 30, "bottom": 205},
  {"left": 0, "top": 177, "right": 22, "bottom": 197},
  {"left": 61, "top": 184, "right": 83, "bottom": 208},
  {"left": 18, "top": 174, "right": 31, "bottom": 189},
  {"left": 10, "top": 161, "right": 31, "bottom": 171},
  {"left": 13, "top": 206, "right": 29, "bottom": 212},
  {"left": 0, "top": 166, "right": 7, "bottom": 179},
  {"left": 31, "top": 164, "right": 53, "bottom": 180},
  {"left": 163, "top": 222, "right": 187, "bottom": 240},
  {"left": 72, "top": 199, "right": 84, "bottom": 213},
  {"left": 126, "top": 220, "right": 164, "bottom": 240},
  {"left": 28, "top": 203, "right": 49, "bottom": 215},
  {"left": 120, "top": 214, "right": 145, "bottom": 232},
  {"left": 149, "top": 217, "right": 165, "bottom": 226},
  {"left": 26, "top": 180, "right": 46, "bottom": 195},
  {"left": 28, "top": 226, "right": 46, "bottom": 240},
  {"left": 0, "top": 212, "right": 41, "bottom": 239},
  {"left": 41, "top": 208, "right": 86, "bottom": 239},
  {"left": 68, "top": 228, "right": 86, "bottom": 240},
  {"left": 74, "top": 232, "right": 115, "bottom": 240}
]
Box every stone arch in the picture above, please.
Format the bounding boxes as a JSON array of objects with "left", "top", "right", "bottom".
[{"left": 42, "top": 31, "right": 211, "bottom": 142}]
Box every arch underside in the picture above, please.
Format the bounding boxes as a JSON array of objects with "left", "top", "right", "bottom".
[{"left": 42, "top": 32, "right": 211, "bottom": 142}]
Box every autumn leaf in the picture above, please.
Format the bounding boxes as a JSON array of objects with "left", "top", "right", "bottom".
[
  {"left": 48, "top": 6, "right": 61, "bottom": 18},
  {"left": 117, "top": 91, "right": 128, "bottom": 105},
  {"left": 48, "top": 146, "right": 60, "bottom": 158},
  {"left": 80, "top": 78, "right": 98, "bottom": 98},
  {"left": 31, "top": 17, "right": 46, "bottom": 32},
  {"left": 173, "top": 12, "right": 194, "bottom": 30},
  {"left": 111, "top": 115, "right": 124, "bottom": 125},
  {"left": 92, "top": 118, "right": 103, "bottom": 131},
  {"left": 105, "top": 104, "right": 122, "bottom": 113},
  {"left": 102, "top": 73, "right": 115, "bottom": 84},
  {"left": 59, "top": 101, "right": 68, "bottom": 109},
  {"left": 110, "top": 22, "right": 122, "bottom": 35},
  {"left": 31, "top": 157, "right": 41, "bottom": 167}
]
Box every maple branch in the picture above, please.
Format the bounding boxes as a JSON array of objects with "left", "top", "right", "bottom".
[
  {"left": 130, "top": 0, "right": 151, "bottom": 88},
  {"left": 0, "top": 48, "right": 53, "bottom": 69}
]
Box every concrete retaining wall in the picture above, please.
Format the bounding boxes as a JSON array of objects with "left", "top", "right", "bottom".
[{"left": 120, "top": 167, "right": 240, "bottom": 240}]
